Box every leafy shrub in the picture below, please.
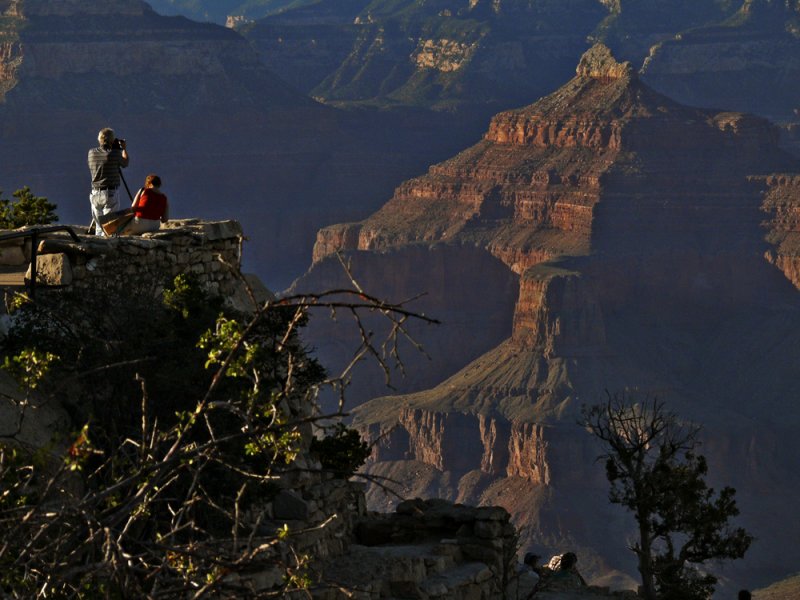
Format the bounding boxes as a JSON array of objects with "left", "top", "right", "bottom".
[
  {"left": 0, "top": 266, "right": 429, "bottom": 597},
  {"left": 0, "top": 274, "right": 327, "bottom": 596}
]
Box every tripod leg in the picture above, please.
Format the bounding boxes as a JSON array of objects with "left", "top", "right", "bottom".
[{"left": 119, "top": 167, "right": 134, "bottom": 203}]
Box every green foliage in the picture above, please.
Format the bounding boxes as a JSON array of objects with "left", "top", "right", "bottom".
[
  {"left": 310, "top": 422, "right": 371, "bottom": 477},
  {"left": 583, "top": 393, "right": 752, "bottom": 600},
  {"left": 1, "top": 348, "right": 58, "bottom": 391},
  {"left": 3, "top": 275, "right": 217, "bottom": 432},
  {"left": 198, "top": 315, "right": 252, "bottom": 374},
  {"left": 162, "top": 272, "right": 210, "bottom": 319},
  {"left": 0, "top": 263, "right": 426, "bottom": 597},
  {"left": 0, "top": 274, "right": 327, "bottom": 596},
  {"left": 0, "top": 187, "right": 58, "bottom": 229},
  {"left": 647, "top": 454, "right": 752, "bottom": 600}
]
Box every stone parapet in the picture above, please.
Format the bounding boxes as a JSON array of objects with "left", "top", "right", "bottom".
[
  {"left": 312, "top": 498, "right": 521, "bottom": 599},
  {"left": 0, "top": 219, "right": 261, "bottom": 309}
]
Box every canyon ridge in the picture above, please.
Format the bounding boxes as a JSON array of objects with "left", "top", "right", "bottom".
[{"left": 293, "top": 44, "right": 800, "bottom": 593}]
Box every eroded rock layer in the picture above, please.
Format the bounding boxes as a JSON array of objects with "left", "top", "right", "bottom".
[
  {"left": 244, "top": 0, "right": 608, "bottom": 111},
  {"left": 296, "top": 45, "right": 800, "bottom": 590},
  {"left": 309, "top": 44, "right": 795, "bottom": 372},
  {"left": 762, "top": 174, "right": 800, "bottom": 288},
  {"left": 1, "top": 0, "right": 300, "bottom": 110}
]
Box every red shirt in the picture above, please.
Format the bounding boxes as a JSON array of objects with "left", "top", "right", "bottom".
[{"left": 134, "top": 189, "right": 167, "bottom": 220}]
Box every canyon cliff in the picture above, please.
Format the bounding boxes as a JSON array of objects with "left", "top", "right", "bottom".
[{"left": 295, "top": 45, "right": 800, "bottom": 592}]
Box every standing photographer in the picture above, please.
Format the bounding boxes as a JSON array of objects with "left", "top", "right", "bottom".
[{"left": 87, "top": 127, "right": 129, "bottom": 236}]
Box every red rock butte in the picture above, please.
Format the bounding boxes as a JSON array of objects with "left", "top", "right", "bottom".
[{"left": 295, "top": 44, "right": 800, "bottom": 588}]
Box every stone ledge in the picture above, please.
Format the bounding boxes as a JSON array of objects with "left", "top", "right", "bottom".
[
  {"left": 156, "top": 219, "right": 243, "bottom": 242},
  {"left": 25, "top": 252, "right": 72, "bottom": 286},
  {"left": 5, "top": 220, "right": 249, "bottom": 312}
]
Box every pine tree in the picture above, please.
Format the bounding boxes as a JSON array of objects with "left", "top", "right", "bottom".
[{"left": 582, "top": 394, "right": 753, "bottom": 600}]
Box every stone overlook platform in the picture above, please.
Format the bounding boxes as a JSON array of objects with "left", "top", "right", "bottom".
[{"left": 0, "top": 219, "right": 270, "bottom": 310}]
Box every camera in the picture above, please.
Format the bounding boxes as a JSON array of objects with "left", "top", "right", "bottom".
[{"left": 112, "top": 138, "right": 126, "bottom": 150}]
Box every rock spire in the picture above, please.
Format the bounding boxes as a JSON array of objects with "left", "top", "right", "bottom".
[{"left": 575, "top": 43, "right": 634, "bottom": 80}]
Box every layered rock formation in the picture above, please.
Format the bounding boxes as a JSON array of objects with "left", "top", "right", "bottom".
[
  {"left": 1, "top": 0, "right": 302, "bottom": 111},
  {"left": 235, "top": 0, "right": 800, "bottom": 165},
  {"left": 146, "top": 0, "right": 319, "bottom": 25},
  {"left": 291, "top": 242, "right": 519, "bottom": 411},
  {"left": 296, "top": 45, "right": 800, "bottom": 591},
  {"left": 590, "top": 0, "right": 737, "bottom": 64},
  {"left": 0, "top": 1, "right": 22, "bottom": 96},
  {"left": 763, "top": 174, "right": 800, "bottom": 287},
  {"left": 236, "top": 0, "right": 369, "bottom": 95}
]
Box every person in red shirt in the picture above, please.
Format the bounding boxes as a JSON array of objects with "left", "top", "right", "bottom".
[{"left": 127, "top": 174, "right": 170, "bottom": 234}]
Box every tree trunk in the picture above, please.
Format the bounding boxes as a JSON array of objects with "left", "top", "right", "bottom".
[{"left": 638, "top": 516, "right": 657, "bottom": 600}]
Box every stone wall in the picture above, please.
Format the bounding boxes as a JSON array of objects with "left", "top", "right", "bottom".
[
  {"left": 313, "top": 498, "right": 525, "bottom": 600},
  {"left": 0, "top": 220, "right": 264, "bottom": 310}
]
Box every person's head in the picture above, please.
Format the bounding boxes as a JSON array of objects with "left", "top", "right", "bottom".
[
  {"left": 98, "top": 128, "right": 115, "bottom": 148},
  {"left": 559, "top": 552, "right": 578, "bottom": 570},
  {"left": 738, "top": 591, "right": 751, "bottom": 600},
  {"left": 145, "top": 174, "right": 162, "bottom": 189}
]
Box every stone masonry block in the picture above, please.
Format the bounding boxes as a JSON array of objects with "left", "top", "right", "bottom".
[
  {"left": 26, "top": 253, "right": 72, "bottom": 286},
  {"left": 459, "top": 543, "right": 501, "bottom": 566}
]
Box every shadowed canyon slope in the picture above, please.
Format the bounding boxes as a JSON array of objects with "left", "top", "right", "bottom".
[
  {"left": 0, "top": 0, "right": 485, "bottom": 287},
  {"left": 237, "top": 0, "right": 768, "bottom": 114},
  {"left": 295, "top": 45, "right": 800, "bottom": 591},
  {"left": 641, "top": 0, "right": 800, "bottom": 124},
  {"left": 242, "top": 0, "right": 608, "bottom": 111},
  {"left": 145, "top": 0, "right": 319, "bottom": 24}
]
